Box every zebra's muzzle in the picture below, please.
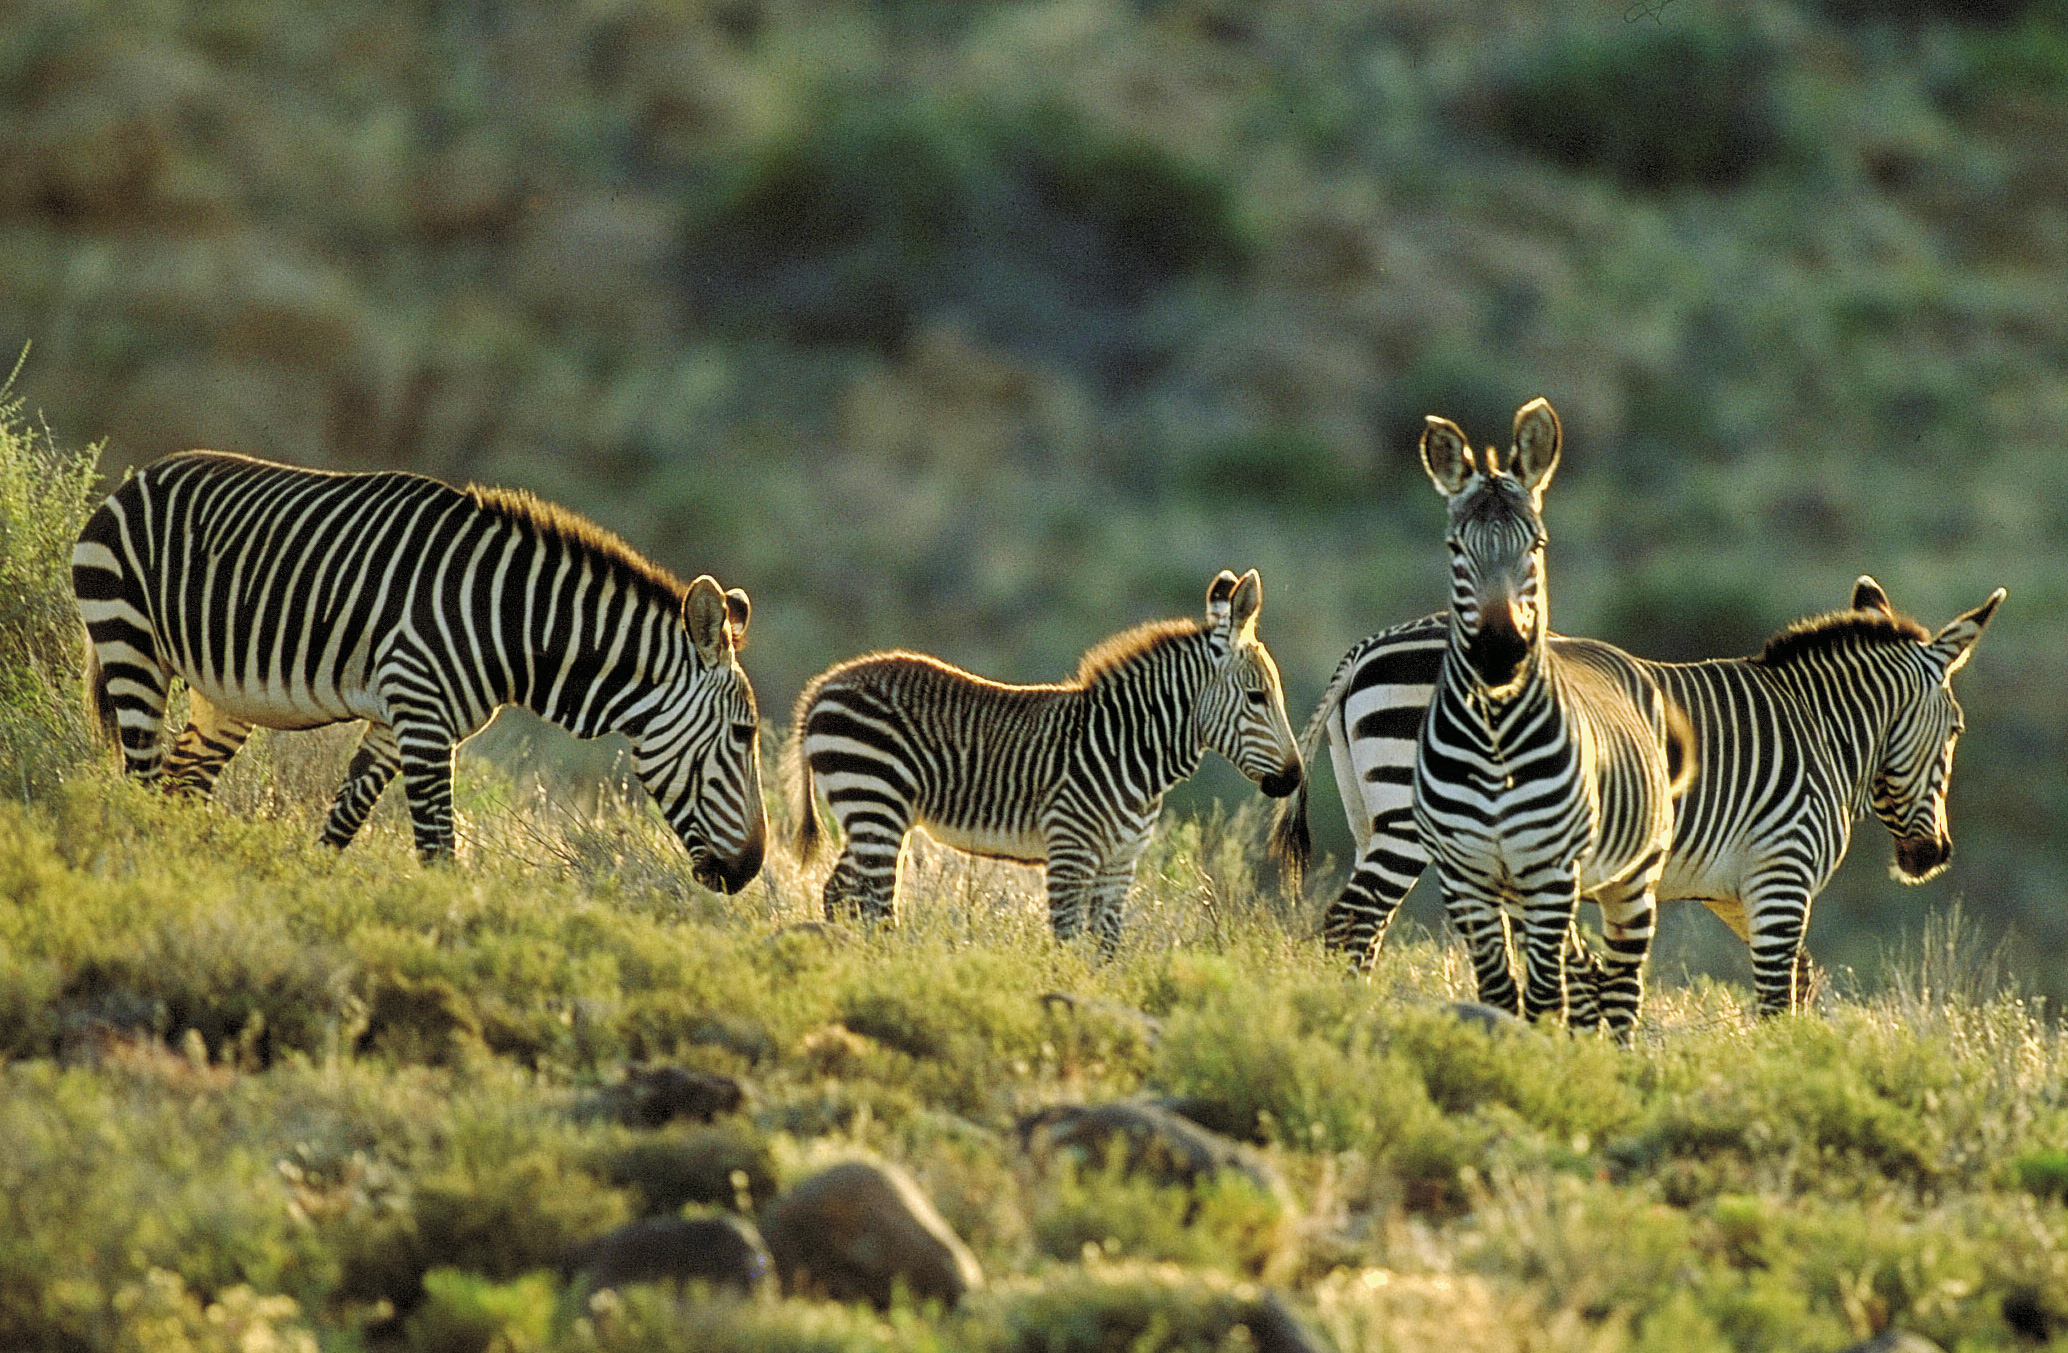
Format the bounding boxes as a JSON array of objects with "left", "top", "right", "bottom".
[
  {"left": 693, "top": 836, "right": 766, "bottom": 894},
  {"left": 1467, "top": 612, "right": 1531, "bottom": 692},
  {"left": 1259, "top": 763, "right": 1302, "bottom": 799},
  {"left": 1892, "top": 833, "right": 1951, "bottom": 883}
]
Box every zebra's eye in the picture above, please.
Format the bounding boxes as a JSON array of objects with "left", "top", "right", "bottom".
[
  {"left": 729, "top": 722, "right": 756, "bottom": 745},
  {"left": 1244, "top": 689, "right": 1268, "bottom": 706}
]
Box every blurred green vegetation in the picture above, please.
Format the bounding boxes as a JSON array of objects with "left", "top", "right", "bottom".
[{"left": 3, "top": 0, "right": 2066, "bottom": 995}]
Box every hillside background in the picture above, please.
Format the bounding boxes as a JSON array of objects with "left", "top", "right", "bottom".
[{"left": 5, "top": 0, "right": 2066, "bottom": 996}]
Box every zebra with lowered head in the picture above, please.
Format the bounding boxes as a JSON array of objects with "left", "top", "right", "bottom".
[
  {"left": 788, "top": 569, "right": 1303, "bottom": 949},
  {"left": 1405, "top": 399, "right": 1693, "bottom": 1034},
  {"left": 72, "top": 451, "right": 767, "bottom": 889},
  {"left": 1276, "top": 574, "right": 2002, "bottom": 1017}
]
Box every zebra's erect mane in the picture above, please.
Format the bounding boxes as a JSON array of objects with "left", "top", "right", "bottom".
[
  {"left": 467, "top": 485, "right": 688, "bottom": 602},
  {"left": 1754, "top": 609, "right": 1932, "bottom": 667},
  {"left": 1073, "top": 619, "right": 1212, "bottom": 686}
]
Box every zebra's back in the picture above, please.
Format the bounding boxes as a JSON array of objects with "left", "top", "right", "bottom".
[
  {"left": 75, "top": 452, "right": 463, "bottom": 730},
  {"left": 797, "top": 653, "right": 1074, "bottom": 861}
]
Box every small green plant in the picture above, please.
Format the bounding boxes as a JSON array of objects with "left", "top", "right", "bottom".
[{"left": 404, "top": 1269, "right": 557, "bottom": 1353}]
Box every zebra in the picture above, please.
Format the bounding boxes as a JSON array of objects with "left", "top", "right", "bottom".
[
  {"left": 1385, "top": 399, "right": 1694, "bottom": 1033},
  {"left": 1272, "top": 573, "right": 2003, "bottom": 1018},
  {"left": 787, "top": 569, "right": 1304, "bottom": 948},
  {"left": 72, "top": 450, "right": 768, "bottom": 890}
]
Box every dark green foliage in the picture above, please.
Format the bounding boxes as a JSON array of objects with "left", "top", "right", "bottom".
[
  {"left": 1477, "top": 23, "right": 1788, "bottom": 189},
  {"left": 1173, "top": 432, "right": 1363, "bottom": 513},
  {"left": 2012, "top": 1149, "right": 2068, "bottom": 1200},
  {"left": 598, "top": 1121, "right": 777, "bottom": 1217},
  {"left": 684, "top": 94, "right": 1248, "bottom": 367}
]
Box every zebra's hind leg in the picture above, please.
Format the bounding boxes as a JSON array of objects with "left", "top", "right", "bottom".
[
  {"left": 162, "top": 693, "right": 255, "bottom": 799},
  {"left": 1320, "top": 812, "right": 1427, "bottom": 974},
  {"left": 1440, "top": 874, "right": 1522, "bottom": 1016},
  {"left": 322, "top": 721, "right": 402, "bottom": 849},
  {"left": 1562, "top": 927, "right": 1605, "bottom": 1032},
  {"left": 821, "top": 824, "right": 904, "bottom": 925}
]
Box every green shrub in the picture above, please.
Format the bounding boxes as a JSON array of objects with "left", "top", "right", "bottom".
[
  {"left": 1030, "top": 1149, "right": 1290, "bottom": 1277},
  {"left": 1477, "top": 23, "right": 1788, "bottom": 189},
  {"left": 403, "top": 1268, "right": 557, "bottom": 1353},
  {"left": 974, "top": 1263, "right": 1303, "bottom": 1353},
  {"left": 0, "top": 360, "right": 102, "bottom": 798},
  {"left": 597, "top": 1121, "right": 777, "bottom": 1217}
]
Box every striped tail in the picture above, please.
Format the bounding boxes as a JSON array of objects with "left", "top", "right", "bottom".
[
  {"left": 786, "top": 676, "right": 826, "bottom": 862},
  {"left": 1268, "top": 641, "right": 1364, "bottom": 888},
  {"left": 81, "top": 626, "right": 119, "bottom": 748}
]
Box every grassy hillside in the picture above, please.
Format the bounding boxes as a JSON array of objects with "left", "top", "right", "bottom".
[
  {"left": 2, "top": 0, "right": 2065, "bottom": 993},
  {"left": 6, "top": 385, "right": 2068, "bottom": 1351}
]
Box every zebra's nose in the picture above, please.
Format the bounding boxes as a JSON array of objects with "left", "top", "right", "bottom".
[
  {"left": 1259, "top": 763, "right": 1302, "bottom": 799},
  {"left": 1893, "top": 833, "right": 1950, "bottom": 882}
]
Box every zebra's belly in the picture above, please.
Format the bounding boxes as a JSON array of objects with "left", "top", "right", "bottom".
[
  {"left": 180, "top": 673, "right": 370, "bottom": 732},
  {"left": 916, "top": 817, "right": 1048, "bottom": 865}
]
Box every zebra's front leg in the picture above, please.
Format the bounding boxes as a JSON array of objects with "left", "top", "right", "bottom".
[
  {"left": 1084, "top": 820, "right": 1155, "bottom": 958},
  {"left": 1516, "top": 859, "right": 1584, "bottom": 1025},
  {"left": 1321, "top": 813, "right": 1427, "bottom": 974},
  {"left": 322, "top": 721, "right": 402, "bottom": 849},
  {"left": 162, "top": 693, "right": 255, "bottom": 799},
  {"left": 1439, "top": 869, "right": 1521, "bottom": 1016},
  {"left": 1587, "top": 858, "right": 1664, "bottom": 1040},
  {"left": 389, "top": 711, "right": 463, "bottom": 863},
  {"left": 1746, "top": 882, "right": 1817, "bottom": 1017}
]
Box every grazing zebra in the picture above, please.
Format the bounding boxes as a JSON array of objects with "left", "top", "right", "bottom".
[
  {"left": 72, "top": 451, "right": 767, "bottom": 890},
  {"left": 1272, "top": 575, "right": 2003, "bottom": 1017},
  {"left": 788, "top": 570, "right": 1303, "bottom": 948},
  {"left": 1397, "top": 400, "right": 1693, "bottom": 1033}
]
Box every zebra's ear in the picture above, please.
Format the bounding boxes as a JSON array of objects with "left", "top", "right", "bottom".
[
  {"left": 1230, "top": 569, "right": 1263, "bottom": 634},
  {"left": 724, "top": 587, "right": 752, "bottom": 650},
  {"left": 1206, "top": 570, "right": 1240, "bottom": 628},
  {"left": 684, "top": 575, "right": 732, "bottom": 661},
  {"left": 1851, "top": 576, "right": 1894, "bottom": 615},
  {"left": 1930, "top": 587, "right": 2006, "bottom": 674},
  {"left": 1420, "top": 416, "right": 1474, "bottom": 496},
  {"left": 1511, "top": 398, "right": 1560, "bottom": 494}
]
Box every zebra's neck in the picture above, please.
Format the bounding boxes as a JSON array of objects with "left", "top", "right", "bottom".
[
  {"left": 511, "top": 557, "right": 688, "bottom": 740},
  {"left": 1761, "top": 640, "right": 1912, "bottom": 817},
  {"left": 1078, "top": 631, "right": 1214, "bottom": 802}
]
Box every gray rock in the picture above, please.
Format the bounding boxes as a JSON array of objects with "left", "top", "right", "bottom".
[
  {"left": 759, "top": 1160, "right": 983, "bottom": 1309},
  {"left": 561, "top": 1214, "right": 770, "bottom": 1294},
  {"left": 1444, "top": 1001, "right": 1522, "bottom": 1034},
  {"left": 1838, "top": 1331, "right": 1944, "bottom": 1353},
  {"left": 1018, "top": 1099, "right": 1285, "bottom": 1199}
]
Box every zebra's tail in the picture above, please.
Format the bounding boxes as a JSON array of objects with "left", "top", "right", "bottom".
[
  {"left": 1268, "top": 641, "right": 1362, "bottom": 890},
  {"left": 82, "top": 628, "right": 119, "bottom": 748},
  {"left": 1662, "top": 694, "right": 1696, "bottom": 802},
  {"left": 786, "top": 677, "right": 825, "bottom": 862}
]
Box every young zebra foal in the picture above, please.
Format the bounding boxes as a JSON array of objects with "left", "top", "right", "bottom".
[{"left": 789, "top": 570, "right": 1303, "bottom": 948}]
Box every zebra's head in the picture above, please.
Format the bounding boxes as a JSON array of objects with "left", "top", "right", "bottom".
[
  {"left": 1196, "top": 569, "right": 1303, "bottom": 798},
  {"left": 1422, "top": 398, "right": 1561, "bottom": 699},
  {"left": 1853, "top": 576, "right": 2005, "bottom": 885},
  {"left": 631, "top": 575, "right": 767, "bottom": 894}
]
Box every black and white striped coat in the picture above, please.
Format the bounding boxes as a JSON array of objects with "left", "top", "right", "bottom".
[
  {"left": 788, "top": 570, "right": 1303, "bottom": 948},
  {"left": 72, "top": 451, "right": 767, "bottom": 888},
  {"left": 1278, "top": 576, "right": 2002, "bottom": 1016},
  {"left": 1406, "top": 401, "right": 1691, "bottom": 1033}
]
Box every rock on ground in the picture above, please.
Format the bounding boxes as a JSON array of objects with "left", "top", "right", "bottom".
[
  {"left": 758, "top": 1160, "right": 984, "bottom": 1309},
  {"left": 1018, "top": 1099, "right": 1286, "bottom": 1199},
  {"left": 561, "top": 1214, "right": 770, "bottom": 1294}
]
